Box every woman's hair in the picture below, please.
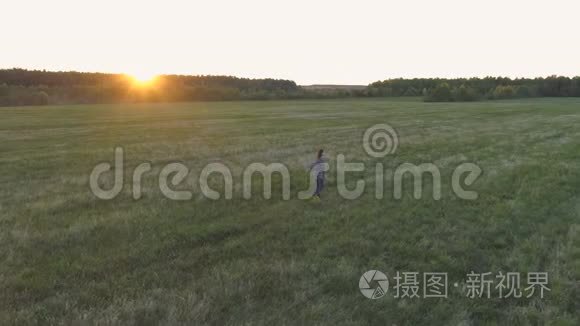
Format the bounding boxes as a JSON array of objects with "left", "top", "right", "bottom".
[{"left": 317, "top": 149, "right": 324, "bottom": 159}]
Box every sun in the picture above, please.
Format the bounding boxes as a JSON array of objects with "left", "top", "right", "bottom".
[{"left": 128, "top": 71, "right": 158, "bottom": 86}]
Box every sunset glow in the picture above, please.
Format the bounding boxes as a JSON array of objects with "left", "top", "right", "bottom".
[{"left": 128, "top": 72, "right": 158, "bottom": 86}]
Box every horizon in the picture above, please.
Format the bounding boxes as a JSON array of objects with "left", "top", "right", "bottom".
[
  {"left": 2, "top": 67, "right": 579, "bottom": 87},
  {"left": 4, "top": 0, "right": 579, "bottom": 85}
]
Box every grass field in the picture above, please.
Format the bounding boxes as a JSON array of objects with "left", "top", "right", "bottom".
[{"left": 1, "top": 98, "right": 580, "bottom": 325}]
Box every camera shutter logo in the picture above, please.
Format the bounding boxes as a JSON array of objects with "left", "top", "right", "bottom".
[{"left": 359, "top": 270, "right": 389, "bottom": 299}]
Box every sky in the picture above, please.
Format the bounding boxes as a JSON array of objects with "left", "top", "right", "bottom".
[{"left": 3, "top": 0, "right": 579, "bottom": 85}]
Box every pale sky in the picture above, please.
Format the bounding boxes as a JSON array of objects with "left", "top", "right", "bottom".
[{"left": 3, "top": 0, "right": 579, "bottom": 85}]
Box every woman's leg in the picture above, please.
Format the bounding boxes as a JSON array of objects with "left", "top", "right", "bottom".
[{"left": 315, "top": 176, "right": 324, "bottom": 197}]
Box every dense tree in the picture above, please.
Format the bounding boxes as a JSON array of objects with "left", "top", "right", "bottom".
[
  {"left": 425, "top": 83, "right": 452, "bottom": 102},
  {"left": 493, "top": 85, "right": 516, "bottom": 99},
  {"left": 453, "top": 85, "right": 479, "bottom": 101}
]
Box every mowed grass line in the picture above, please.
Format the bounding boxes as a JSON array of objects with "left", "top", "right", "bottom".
[{"left": 1, "top": 98, "right": 579, "bottom": 324}]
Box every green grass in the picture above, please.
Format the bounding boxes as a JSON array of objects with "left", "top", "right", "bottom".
[{"left": 1, "top": 98, "right": 580, "bottom": 325}]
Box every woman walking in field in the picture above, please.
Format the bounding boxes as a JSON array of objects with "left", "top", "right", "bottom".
[{"left": 310, "top": 149, "right": 326, "bottom": 201}]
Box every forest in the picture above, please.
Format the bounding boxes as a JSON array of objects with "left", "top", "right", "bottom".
[
  {"left": 0, "top": 69, "right": 303, "bottom": 106},
  {"left": 1, "top": 69, "right": 579, "bottom": 106},
  {"left": 369, "top": 76, "right": 580, "bottom": 101}
]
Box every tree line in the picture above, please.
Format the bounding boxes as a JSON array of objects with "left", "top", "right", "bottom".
[
  {"left": 369, "top": 76, "right": 580, "bottom": 102},
  {"left": 1, "top": 69, "right": 579, "bottom": 106},
  {"left": 0, "top": 69, "right": 306, "bottom": 106}
]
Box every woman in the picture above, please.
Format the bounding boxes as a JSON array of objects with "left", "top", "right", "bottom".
[{"left": 310, "top": 149, "right": 326, "bottom": 200}]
